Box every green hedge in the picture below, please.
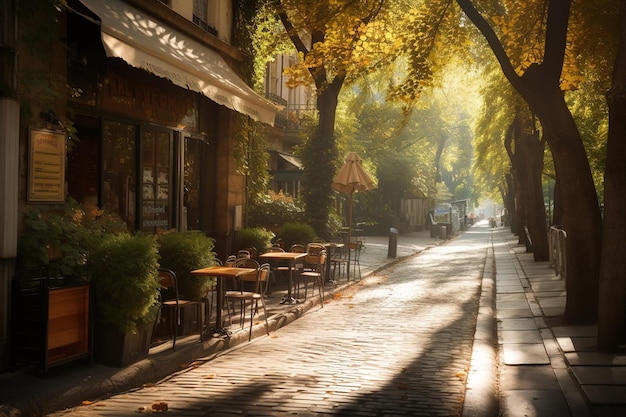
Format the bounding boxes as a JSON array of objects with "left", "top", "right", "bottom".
[
  {"left": 278, "top": 223, "right": 317, "bottom": 249},
  {"left": 157, "top": 231, "right": 217, "bottom": 301}
]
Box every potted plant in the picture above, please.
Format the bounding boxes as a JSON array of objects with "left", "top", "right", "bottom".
[
  {"left": 157, "top": 231, "right": 217, "bottom": 336},
  {"left": 90, "top": 233, "right": 160, "bottom": 367},
  {"left": 12, "top": 200, "right": 128, "bottom": 372}
]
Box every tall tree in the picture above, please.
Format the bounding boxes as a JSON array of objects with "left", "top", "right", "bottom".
[
  {"left": 504, "top": 109, "right": 549, "bottom": 260},
  {"left": 275, "top": 0, "right": 391, "bottom": 237},
  {"left": 599, "top": 0, "right": 626, "bottom": 350},
  {"left": 453, "top": 0, "right": 604, "bottom": 322}
]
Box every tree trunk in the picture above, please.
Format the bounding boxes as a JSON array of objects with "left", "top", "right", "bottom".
[
  {"left": 528, "top": 89, "right": 602, "bottom": 322},
  {"left": 552, "top": 176, "right": 564, "bottom": 226},
  {"left": 301, "top": 81, "right": 342, "bottom": 238},
  {"left": 519, "top": 132, "right": 549, "bottom": 261},
  {"left": 504, "top": 173, "right": 517, "bottom": 234},
  {"left": 598, "top": 0, "right": 626, "bottom": 350}
]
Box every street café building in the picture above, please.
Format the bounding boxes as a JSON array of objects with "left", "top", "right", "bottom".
[{"left": 49, "top": 0, "right": 277, "bottom": 258}]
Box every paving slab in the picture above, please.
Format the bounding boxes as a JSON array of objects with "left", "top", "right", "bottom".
[
  {"left": 497, "top": 293, "right": 527, "bottom": 301},
  {"left": 500, "top": 330, "right": 543, "bottom": 344},
  {"left": 581, "top": 385, "right": 626, "bottom": 405},
  {"left": 500, "top": 389, "right": 570, "bottom": 417},
  {"left": 557, "top": 337, "right": 598, "bottom": 353},
  {"left": 502, "top": 343, "right": 550, "bottom": 365},
  {"left": 496, "top": 286, "right": 526, "bottom": 294},
  {"left": 532, "top": 281, "right": 563, "bottom": 292},
  {"left": 499, "top": 365, "right": 561, "bottom": 390},
  {"left": 566, "top": 352, "right": 626, "bottom": 366},
  {"left": 498, "top": 317, "right": 539, "bottom": 331},
  {"left": 571, "top": 366, "right": 626, "bottom": 385},
  {"left": 497, "top": 300, "right": 533, "bottom": 310},
  {"left": 536, "top": 297, "right": 567, "bottom": 310},
  {"left": 552, "top": 325, "right": 598, "bottom": 338},
  {"left": 496, "top": 308, "right": 534, "bottom": 319}
]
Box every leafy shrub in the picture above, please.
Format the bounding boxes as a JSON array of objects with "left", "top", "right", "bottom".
[
  {"left": 234, "top": 227, "right": 274, "bottom": 254},
  {"left": 157, "top": 231, "right": 217, "bottom": 301},
  {"left": 278, "top": 222, "right": 317, "bottom": 249},
  {"left": 90, "top": 233, "right": 160, "bottom": 334},
  {"left": 247, "top": 191, "right": 304, "bottom": 230},
  {"left": 17, "top": 198, "right": 127, "bottom": 280}
]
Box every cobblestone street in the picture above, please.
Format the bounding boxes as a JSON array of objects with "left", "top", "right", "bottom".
[{"left": 49, "top": 227, "right": 489, "bottom": 417}]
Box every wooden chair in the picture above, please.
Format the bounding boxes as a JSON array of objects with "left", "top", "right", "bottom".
[
  {"left": 298, "top": 244, "right": 326, "bottom": 306},
  {"left": 224, "top": 262, "right": 271, "bottom": 341}
]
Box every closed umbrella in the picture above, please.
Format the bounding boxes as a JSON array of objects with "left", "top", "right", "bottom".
[{"left": 331, "top": 152, "right": 375, "bottom": 278}]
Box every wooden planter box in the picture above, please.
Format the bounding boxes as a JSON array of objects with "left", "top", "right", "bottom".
[
  {"left": 93, "top": 321, "right": 153, "bottom": 368},
  {"left": 11, "top": 277, "right": 92, "bottom": 375}
]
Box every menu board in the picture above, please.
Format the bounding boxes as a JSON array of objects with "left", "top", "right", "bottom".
[{"left": 28, "top": 128, "right": 66, "bottom": 203}]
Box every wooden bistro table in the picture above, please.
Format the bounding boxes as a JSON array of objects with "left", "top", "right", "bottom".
[
  {"left": 258, "top": 251, "right": 307, "bottom": 305},
  {"left": 190, "top": 266, "right": 256, "bottom": 336}
]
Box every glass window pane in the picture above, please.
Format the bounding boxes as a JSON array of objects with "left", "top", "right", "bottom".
[
  {"left": 142, "top": 129, "right": 171, "bottom": 233},
  {"left": 103, "top": 121, "right": 137, "bottom": 229}
]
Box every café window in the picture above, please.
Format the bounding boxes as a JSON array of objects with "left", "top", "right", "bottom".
[
  {"left": 142, "top": 129, "right": 172, "bottom": 233},
  {"left": 184, "top": 136, "right": 215, "bottom": 232},
  {"left": 103, "top": 121, "right": 137, "bottom": 229}
]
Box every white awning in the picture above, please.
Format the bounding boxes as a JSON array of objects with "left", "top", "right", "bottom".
[{"left": 79, "top": 0, "right": 277, "bottom": 126}]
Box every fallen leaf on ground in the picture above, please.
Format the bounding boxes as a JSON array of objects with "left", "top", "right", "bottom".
[{"left": 152, "top": 401, "right": 168, "bottom": 412}]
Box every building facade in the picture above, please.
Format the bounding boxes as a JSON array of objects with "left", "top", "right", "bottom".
[
  {"left": 263, "top": 53, "right": 316, "bottom": 198},
  {"left": 0, "top": 0, "right": 277, "bottom": 371}
]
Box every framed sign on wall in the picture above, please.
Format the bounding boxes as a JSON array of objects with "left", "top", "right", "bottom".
[{"left": 28, "top": 128, "right": 66, "bottom": 203}]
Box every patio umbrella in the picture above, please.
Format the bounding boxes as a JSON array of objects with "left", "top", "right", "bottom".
[{"left": 331, "top": 152, "right": 375, "bottom": 278}]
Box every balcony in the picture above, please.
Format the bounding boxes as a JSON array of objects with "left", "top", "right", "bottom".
[
  {"left": 266, "top": 94, "right": 316, "bottom": 130},
  {"left": 193, "top": 14, "right": 218, "bottom": 36}
]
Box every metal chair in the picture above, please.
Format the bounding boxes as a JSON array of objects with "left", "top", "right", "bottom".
[
  {"left": 224, "top": 262, "right": 271, "bottom": 341},
  {"left": 328, "top": 237, "right": 348, "bottom": 282},
  {"left": 155, "top": 268, "right": 203, "bottom": 350},
  {"left": 263, "top": 246, "right": 285, "bottom": 295},
  {"left": 348, "top": 241, "right": 362, "bottom": 280},
  {"left": 203, "top": 258, "right": 222, "bottom": 331},
  {"left": 224, "top": 258, "right": 259, "bottom": 323},
  {"left": 276, "top": 244, "right": 305, "bottom": 296},
  {"left": 224, "top": 254, "right": 237, "bottom": 266},
  {"left": 236, "top": 250, "right": 251, "bottom": 260}
]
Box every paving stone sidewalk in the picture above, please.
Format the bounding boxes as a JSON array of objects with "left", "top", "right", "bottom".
[
  {"left": 0, "top": 228, "right": 439, "bottom": 415},
  {"left": 44, "top": 224, "right": 486, "bottom": 416},
  {"left": 492, "top": 227, "right": 626, "bottom": 417},
  {"left": 3, "top": 222, "right": 625, "bottom": 416}
]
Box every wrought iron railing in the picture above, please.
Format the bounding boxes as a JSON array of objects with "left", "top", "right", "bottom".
[{"left": 549, "top": 226, "right": 567, "bottom": 281}]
